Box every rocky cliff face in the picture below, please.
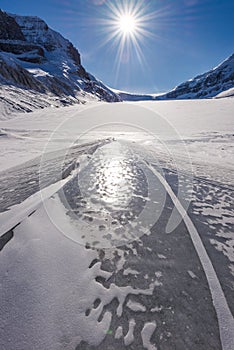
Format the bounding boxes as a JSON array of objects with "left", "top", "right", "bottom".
[
  {"left": 10, "top": 13, "right": 82, "bottom": 64},
  {"left": 157, "top": 54, "right": 234, "bottom": 100},
  {"left": 0, "top": 10, "right": 120, "bottom": 116},
  {"left": 0, "top": 10, "right": 25, "bottom": 40}
]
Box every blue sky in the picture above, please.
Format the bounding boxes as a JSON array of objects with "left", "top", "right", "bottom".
[{"left": 1, "top": 0, "right": 234, "bottom": 93}]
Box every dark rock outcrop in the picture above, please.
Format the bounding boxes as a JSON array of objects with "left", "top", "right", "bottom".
[
  {"left": 0, "top": 10, "right": 25, "bottom": 40},
  {"left": 0, "top": 56, "right": 45, "bottom": 92},
  {"left": 67, "top": 43, "right": 81, "bottom": 66},
  {"left": 0, "top": 41, "right": 44, "bottom": 56}
]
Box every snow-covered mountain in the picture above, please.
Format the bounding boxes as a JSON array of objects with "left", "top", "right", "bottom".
[
  {"left": 1, "top": 9, "right": 233, "bottom": 115},
  {"left": 111, "top": 89, "right": 155, "bottom": 102},
  {"left": 115, "top": 54, "right": 234, "bottom": 102},
  {"left": 157, "top": 53, "right": 234, "bottom": 100},
  {"left": 0, "top": 10, "right": 120, "bottom": 116}
]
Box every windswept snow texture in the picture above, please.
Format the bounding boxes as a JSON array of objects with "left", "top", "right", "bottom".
[
  {"left": 0, "top": 139, "right": 226, "bottom": 350},
  {"left": 0, "top": 10, "right": 120, "bottom": 117},
  {"left": 0, "top": 99, "right": 233, "bottom": 182},
  {"left": 0, "top": 99, "right": 233, "bottom": 349}
]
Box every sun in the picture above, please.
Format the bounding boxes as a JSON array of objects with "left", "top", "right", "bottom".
[
  {"left": 98, "top": 0, "right": 156, "bottom": 69},
  {"left": 118, "top": 14, "right": 137, "bottom": 34}
]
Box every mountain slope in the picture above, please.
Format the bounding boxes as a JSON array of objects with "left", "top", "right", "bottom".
[
  {"left": 113, "top": 54, "right": 234, "bottom": 102},
  {"left": 0, "top": 10, "right": 120, "bottom": 117},
  {"left": 157, "top": 54, "right": 234, "bottom": 100}
]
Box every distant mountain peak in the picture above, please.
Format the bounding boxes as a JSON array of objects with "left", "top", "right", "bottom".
[
  {"left": 157, "top": 53, "right": 234, "bottom": 100},
  {"left": 114, "top": 53, "right": 234, "bottom": 102}
]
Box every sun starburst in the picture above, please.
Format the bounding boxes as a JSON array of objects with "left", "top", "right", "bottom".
[{"left": 99, "top": 1, "right": 154, "bottom": 66}]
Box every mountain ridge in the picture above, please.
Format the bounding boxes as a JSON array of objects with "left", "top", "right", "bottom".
[
  {"left": 158, "top": 53, "right": 234, "bottom": 100},
  {"left": 114, "top": 53, "right": 234, "bottom": 101},
  {"left": 0, "top": 10, "right": 120, "bottom": 117},
  {"left": 0, "top": 9, "right": 233, "bottom": 116}
]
